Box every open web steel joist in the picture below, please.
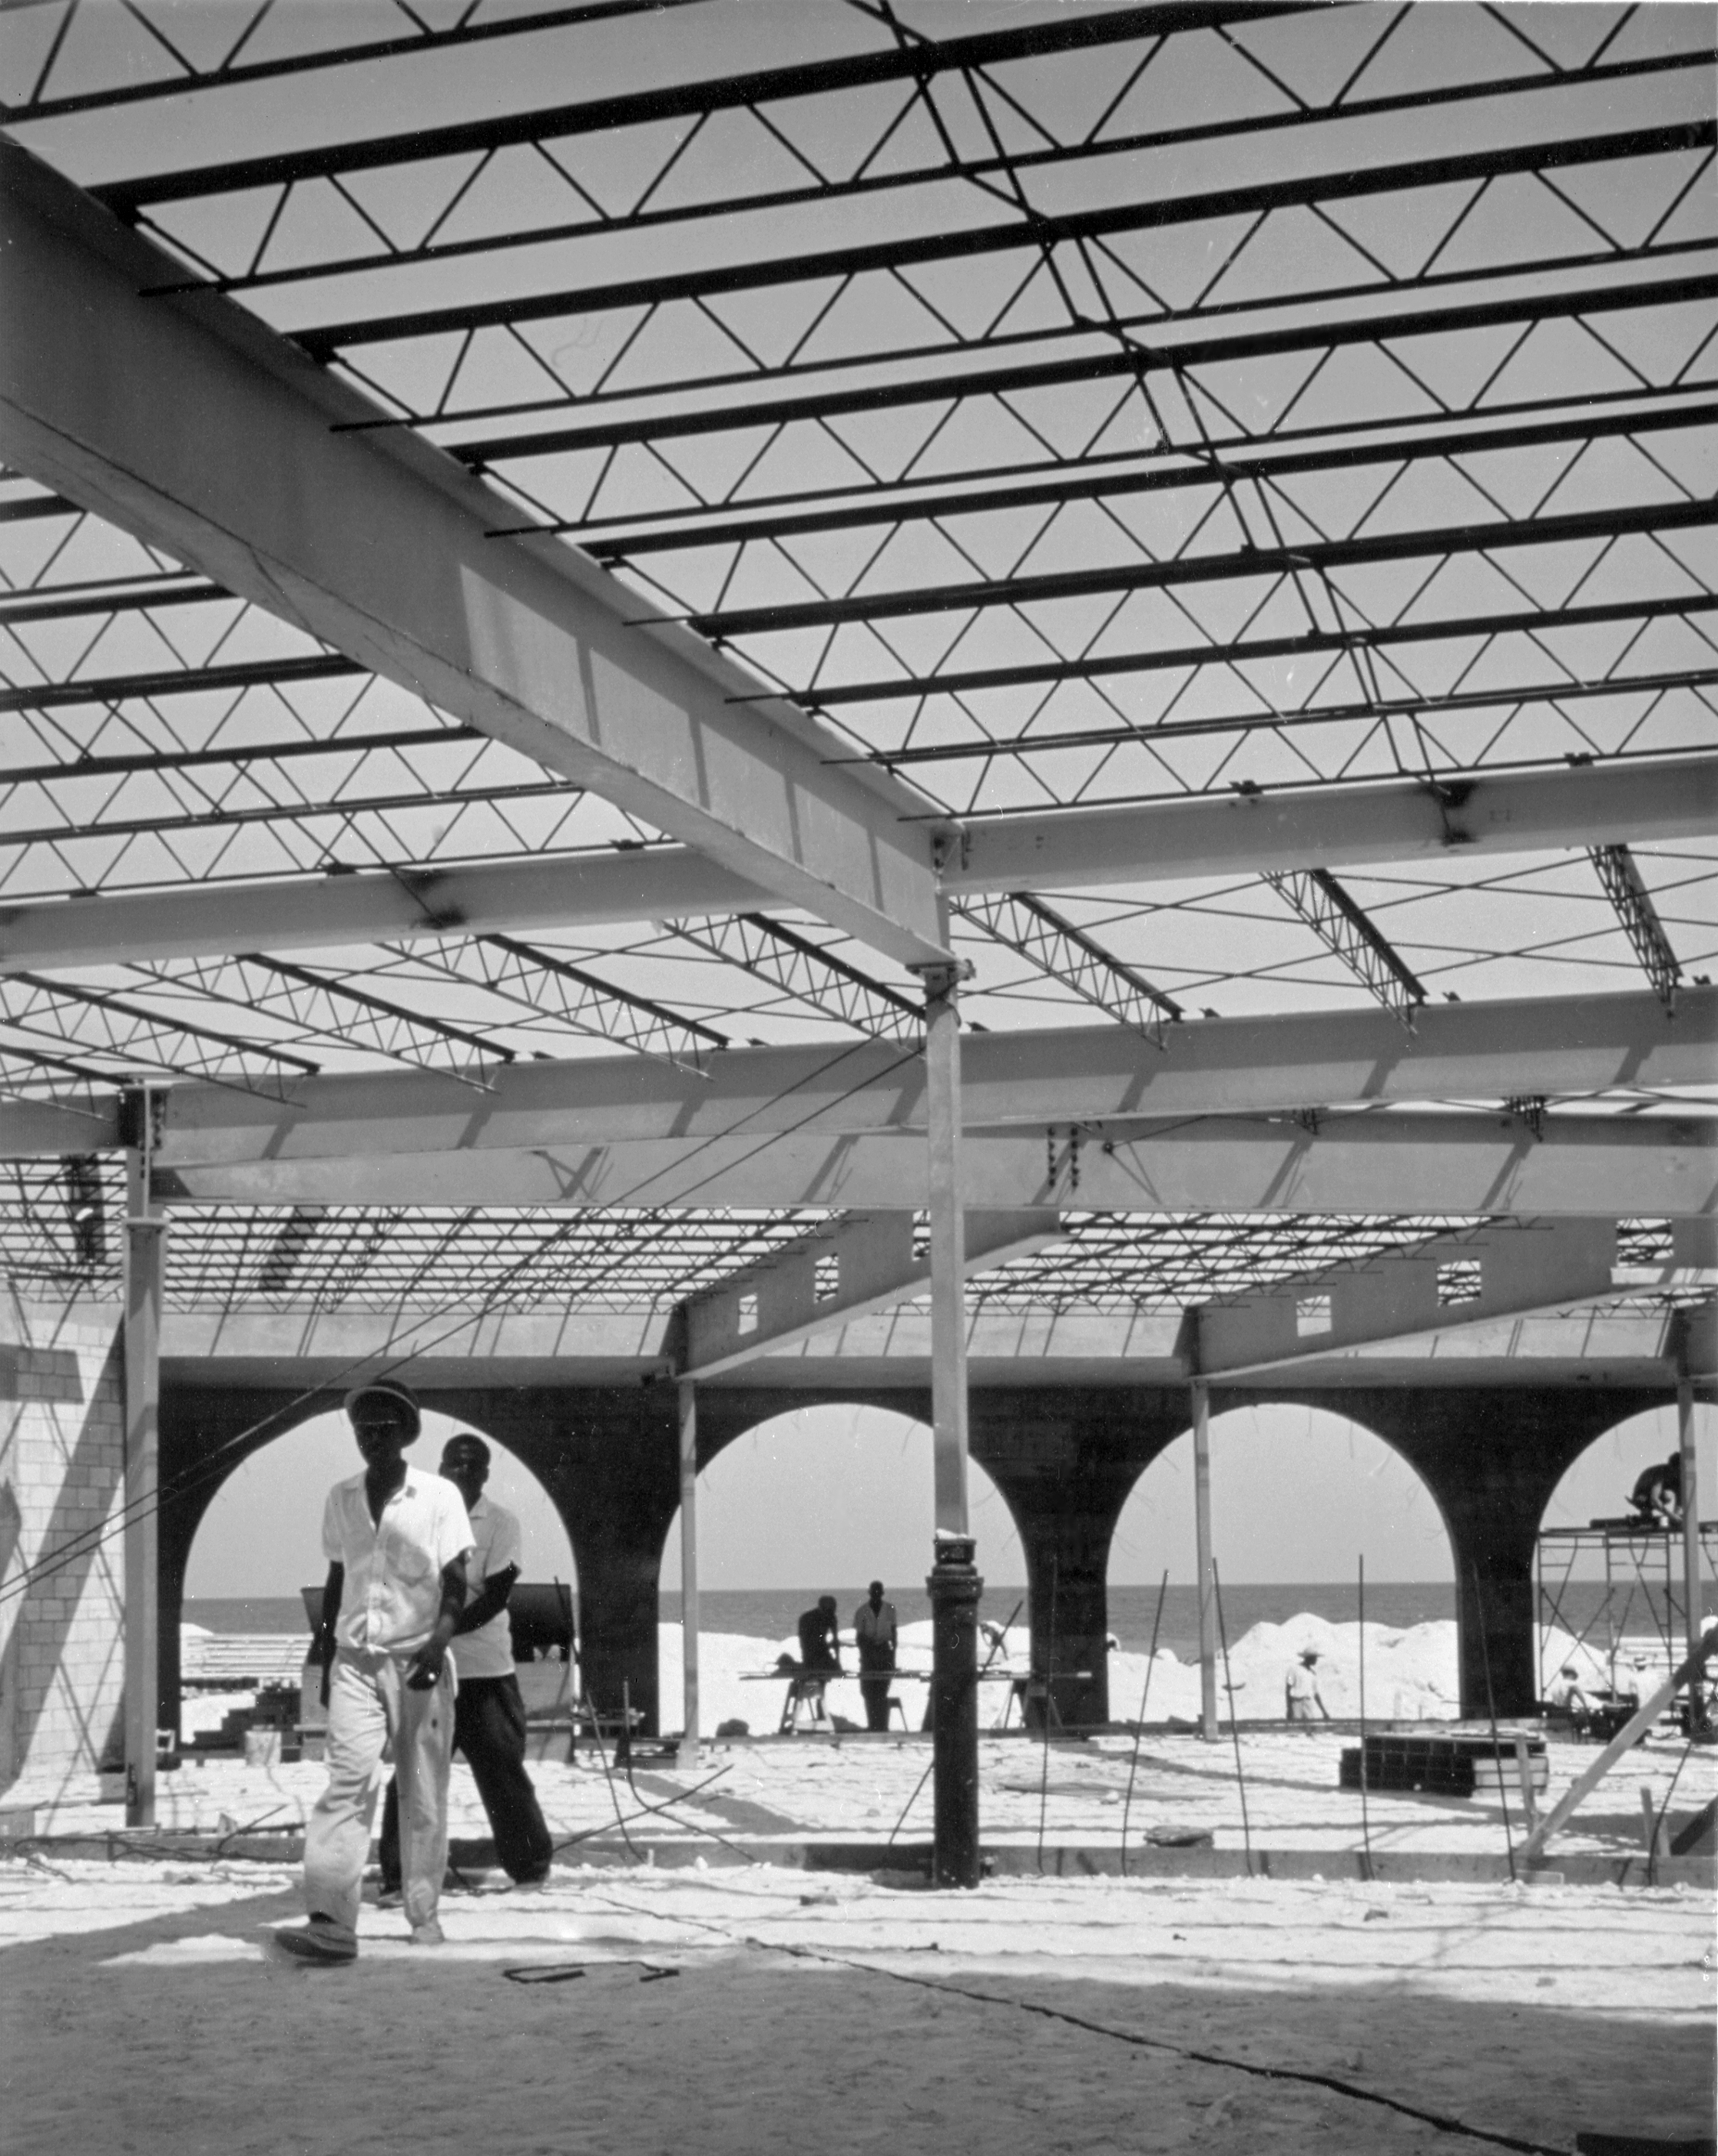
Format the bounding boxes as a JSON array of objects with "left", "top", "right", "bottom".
[{"left": 0, "top": 0, "right": 1710, "bottom": 1341}]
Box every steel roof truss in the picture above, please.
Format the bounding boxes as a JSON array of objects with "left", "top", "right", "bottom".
[
  {"left": 664, "top": 914, "right": 921, "bottom": 1043},
  {"left": 1590, "top": 844, "right": 1684, "bottom": 1016},
  {"left": 952, "top": 893, "right": 1183, "bottom": 1047},
  {"left": 1263, "top": 868, "right": 1428, "bottom": 1028}
]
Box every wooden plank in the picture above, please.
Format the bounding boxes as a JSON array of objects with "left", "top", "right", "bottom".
[{"left": 1520, "top": 1625, "right": 1718, "bottom": 1860}]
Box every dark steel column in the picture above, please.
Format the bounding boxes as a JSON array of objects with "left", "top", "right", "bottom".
[
  {"left": 915, "top": 954, "right": 981, "bottom": 1886},
  {"left": 121, "top": 1107, "right": 166, "bottom": 1828},
  {"left": 928, "top": 1532, "right": 983, "bottom": 1888}
]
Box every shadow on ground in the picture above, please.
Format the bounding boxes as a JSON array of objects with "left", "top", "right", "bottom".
[{"left": 1, "top": 1880, "right": 1711, "bottom": 2156}]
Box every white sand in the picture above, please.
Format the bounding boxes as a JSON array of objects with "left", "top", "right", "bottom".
[
  {"left": 7, "top": 1643, "right": 1712, "bottom": 2153},
  {"left": 1, "top": 1854, "right": 1710, "bottom": 2154},
  {"left": 660, "top": 1612, "right": 1684, "bottom": 1735},
  {"left": 664, "top": 1612, "right": 1472, "bottom": 1732}
]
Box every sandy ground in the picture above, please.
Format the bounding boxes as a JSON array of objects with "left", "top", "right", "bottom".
[
  {"left": 1, "top": 1851, "right": 1711, "bottom": 2156},
  {"left": 13, "top": 1720, "right": 1716, "bottom": 1864},
  {"left": 7, "top": 1622, "right": 1710, "bottom": 2152}
]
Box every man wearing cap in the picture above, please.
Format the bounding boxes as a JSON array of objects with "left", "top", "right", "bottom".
[
  {"left": 274, "top": 1378, "right": 472, "bottom": 1964},
  {"left": 378, "top": 1432, "right": 554, "bottom": 1896},
  {"left": 853, "top": 1581, "right": 899, "bottom": 1732},
  {"left": 1285, "top": 1648, "right": 1330, "bottom": 1722}
]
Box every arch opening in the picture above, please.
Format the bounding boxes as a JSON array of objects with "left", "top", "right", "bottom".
[
  {"left": 1105, "top": 1402, "right": 1458, "bottom": 1723},
  {"left": 1535, "top": 1401, "right": 1716, "bottom": 1701},
  {"left": 658, "top": 1401, "right": 1025, "bottom": 1735},
  {"left": 180, "top": 1407, "right": 577, "bottom": 1738}
]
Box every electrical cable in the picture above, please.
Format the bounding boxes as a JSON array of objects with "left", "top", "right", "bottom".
[
  {"left": 1, "top": 1034, "right": 922, "bottom": 1614},
  {"left": 1357, "top": 1553, "right": 1373, "bottom": 1880},
  {"left": 573, "top": 1885, "right": 1574, "bottom": 2155},
  {"left": 1035, "top": 1552, "right": 1057, "bottom": 1875},
  {"left": 1117, "top": 1567, "right": 1168, "bottom": 1879},
  {"left": 1473, "top": 1562, "right": 1518, "bottom": 1883},
  {"left": 761, "top": 1940, "right": 1576, "bottom": 2156},
  {"left": 547, "top": 1764, "right": 734, "bottom": 1860},
  {"left": 1210, "top": 1557, "right": 1253, "bottom": 1877},
  {"left": 885, "top": 1599, "right": 1021, "bottom": 1847},
  {"left": 1647, "top": 1728, "right": 1698, "bottom": 1883}
]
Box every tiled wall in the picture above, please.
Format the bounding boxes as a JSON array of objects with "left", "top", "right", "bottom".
[{"left": 0, "top": 1295, "right": 127, "bottom": 1795}]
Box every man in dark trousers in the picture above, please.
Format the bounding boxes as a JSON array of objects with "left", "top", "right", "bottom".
[
  {"left": 853, "top": 1580, "right": 899, "bottom": 1731},
  {"left": 379, "top": 1432, "right": 554, "bottom": 1896}
]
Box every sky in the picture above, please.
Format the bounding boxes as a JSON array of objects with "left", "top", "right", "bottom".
[{"left": 184, "top": 1393, "right": 1715, "bottom": 1602}]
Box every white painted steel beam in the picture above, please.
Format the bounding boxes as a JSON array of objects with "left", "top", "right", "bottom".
[
  {"left": 1, "top": 757, "right": 1711, "bottom": 974},
  {"left": 66, "top": 987, "right": 1705, "bottom": 1173},
  {"left": 1187, "top": 1217, "right": 1645, "bottom": 1378},
  {"left": 0, "top": 1096, "right": 124, "bottom": 1152},
  {"left": 149, "top": 1111, "right": 1715, "bottom": 1216},
  {"left": 679, "top": 1208, "right": 1059, "bottom": 1379},
  {"left": 0, "top": 851, "right": 770, "bottom": 974},
  {"left": 0, "top": 146, "right": 947, "bottom": 966},
  {"left": 147, "top": 1301, "right": 1698, "bottom": 1378},
  {"left": 945, "top": 756, "right": 1718, "bottom": 895}
]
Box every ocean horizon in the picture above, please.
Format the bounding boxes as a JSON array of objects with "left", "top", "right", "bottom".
[{"left": 184, "top": 1579, "right": 1670, "bottom": 1662}]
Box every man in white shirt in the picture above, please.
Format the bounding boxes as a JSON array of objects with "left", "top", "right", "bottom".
[
  {"left": 853, "top": 1581, "right": 899, "bottom": 1731},
  {"left": 273, "top": 1378, "right": 472, "bottom": 1964},
  {"left": 1286, "top": 1648, "right": 1331, "bottom": 1721},
  {"left": 379, "top": 1432, "right": 554, "bottom": 1893}
]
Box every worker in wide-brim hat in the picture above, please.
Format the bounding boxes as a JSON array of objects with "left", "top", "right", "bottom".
[
  {"left": 274, "top": 1377, "right": 474, "bottom": 1965},
  {"left": 1286, "top": 1646, "right": 1330, "bottom": 1722}
]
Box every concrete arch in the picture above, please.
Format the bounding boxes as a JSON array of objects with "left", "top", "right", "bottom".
[
  {"left": 660, "top": 1397, "right": 1027, "bottom": 1597},
  {"left": 1107, "top": 1399, "right": 1458, "bottom": 1592},
  {"left": 1255, "top": 1381, "right": 1676, "bottom": 1716},
  {"left": 1540, "top": 1399, "right": 1716, "bottom": 1537},
  {"left": 1534, "top": 1398, "right": 1716, "bottom": 1693},
  {"left": 161, "top": 1384, "right": 577, "bottom": 1738},
  {"left": 162, "top": 1377, "right": 687, "bottom": 1731}
]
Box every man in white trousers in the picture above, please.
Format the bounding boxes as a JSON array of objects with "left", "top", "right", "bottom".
[{"left": 273, "top": 1378, "right": 472, "bottom": 1964}]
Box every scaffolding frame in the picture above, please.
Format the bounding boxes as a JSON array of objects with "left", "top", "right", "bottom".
[{"left": 1536, "top": 1521, "right": 1718, "bottom": 1704}]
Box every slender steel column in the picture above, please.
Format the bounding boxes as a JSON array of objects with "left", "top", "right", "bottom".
[
  {"left": 121, "top": 1124, "right": 166, "bottom": 1828},
  {"left": 917, "top": 957, "right": 981, "bottom": 1886},
  {"left": 677, "top": 1378, "right": 700, "bottom": 1767},
  {"left": 1192, "top": 1377, "right": 1218, "bottom": 1742},
  {"left": 921, "top": 961, "right": 972, "bottom": 1537},
  {"left": 1676, "top": 1361, "right": 1706, "bottom": 1731}
]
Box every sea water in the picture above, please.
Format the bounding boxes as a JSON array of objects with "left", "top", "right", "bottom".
[{"left": 184, "top": 1579, "right": 1642, "bottom": 1659}]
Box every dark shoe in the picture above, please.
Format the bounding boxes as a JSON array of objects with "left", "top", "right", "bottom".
[
  {"left": 511, "top": 1867, "right": 552, "bottom": 1891},
  {"left": 270, "top": 1916, "right": 357, "bottom": 1965}
]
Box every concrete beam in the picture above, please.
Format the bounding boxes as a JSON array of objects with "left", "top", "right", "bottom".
[
  {"left": 944, "top": 753, "right": 1718, "bottom": 894},
  {"left": 0, "top": 145, "right": 946, "bottom": 966},
  {"left": 1, "top": 758, "right": 1711, "bottom": 973},
  {"left": 31, "top": 987, "right": 1690, "bottom": 1172},
  {"left": 679, "top": 1208, "right": 1061, "bottom": 1377},
  {"left": 151, "top": 1110, "right": 1715, "bottom": 1215}
]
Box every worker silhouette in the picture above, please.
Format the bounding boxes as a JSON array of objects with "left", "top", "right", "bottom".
[
  {"left": 796, "top": 1595, "right": 842, "bottom": 1672},
  {"left": 1628, "top": 1453, "right": 1683, "bottom": 1529}
]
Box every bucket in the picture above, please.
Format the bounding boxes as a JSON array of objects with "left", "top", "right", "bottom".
[{"left": 243, "top": 1728, "right": 283, "bottom": 1768}]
